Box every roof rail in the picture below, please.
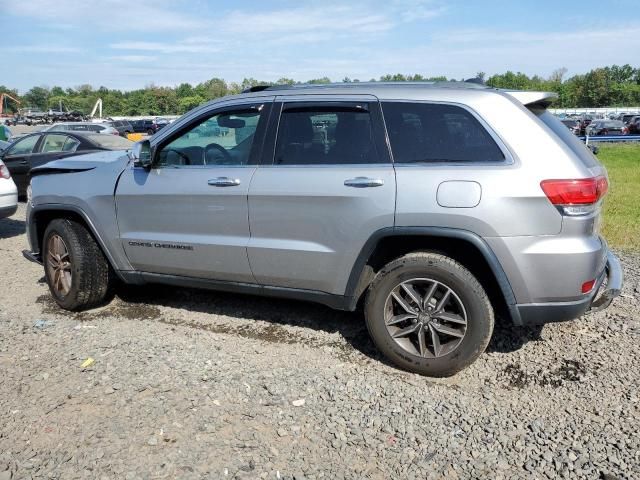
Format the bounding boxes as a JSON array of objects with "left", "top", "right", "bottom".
[
  {"left": 240, "top": 81, "right": 492, "bottom": 94},
  {"left": 241, "top": 85, "right": 273, "bottom": 93}
]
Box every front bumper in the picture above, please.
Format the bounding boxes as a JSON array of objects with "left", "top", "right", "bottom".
[
  {"left": 22, "top": 249, "right": 43, "bottom": 266},
  {"left": 515, "top": 249, "right": 623, "bottom": 326}
]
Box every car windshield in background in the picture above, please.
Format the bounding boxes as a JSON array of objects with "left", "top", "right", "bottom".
[{"left": 86, "top": 134, "right": 133, "bottom": 149}]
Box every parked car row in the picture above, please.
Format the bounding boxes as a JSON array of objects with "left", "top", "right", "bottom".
[{"left": 557, "top": 114, "right": 640, "bottom": 136}]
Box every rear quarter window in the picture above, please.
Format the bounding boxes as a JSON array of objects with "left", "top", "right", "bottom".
[
  {"left": 532, "top": 108, "right": 599, "bottom": 168},
  {"left": 382, "top": 102, "right": 505, "bottom": 163}
]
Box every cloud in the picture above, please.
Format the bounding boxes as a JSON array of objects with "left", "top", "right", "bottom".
[
  {"left": 110, "top": 41, "right": 219, "bottom": 54},
  {"left": 9, "top": 45, "right": 82, "bottom": 53},
  {"left": 222, "top": 5, "right": 395, "bottom": 35},
  {"left": 392, "top": 0, "right": 447, "bottom": 22},
  {"left": 4, "top": 0, "right": 637, "bottom": 92},
  {"left": 108, "top": 55, "right": 158, "bottom": 63},
  {"left": 1, "top": 0, "right": 203, "bottom": 31},
  {"left": 317, "top": 24, "right": 640, "bottom": 81}
]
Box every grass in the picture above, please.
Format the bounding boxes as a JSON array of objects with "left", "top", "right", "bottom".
[{"left": 597, "top": 144, "right": 640, "bottom": 250}]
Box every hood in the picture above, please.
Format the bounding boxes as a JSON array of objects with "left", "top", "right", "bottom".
[{"left": 30, "top": 150, "right": 130, "bottom": 176}]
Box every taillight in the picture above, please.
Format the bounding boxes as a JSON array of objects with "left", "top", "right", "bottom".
[
  {"left": 0, "top": 161, "right": 10, "bottom": 179},
  {"left": 540, "top": 176, "right": 608, "bottom": 216},
  {"left": 581, "top": 279, "right": 596, "bottom": 294}
]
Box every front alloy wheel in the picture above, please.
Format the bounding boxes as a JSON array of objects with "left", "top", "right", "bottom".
[
  {"left": 43, "top": 218, "right": 114, "bottom": 311},
  {"left": 46, "top": 234, "right": 73, "bottom": 297}
]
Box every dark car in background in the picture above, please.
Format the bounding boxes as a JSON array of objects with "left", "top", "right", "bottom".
[
  {"left": 560, "top": 119, "right": 580, "bottom": 135},
  {"left": 105, "top": 120, "right": 134, "bottom": 137},
  {"left": 620, "top": 114, "right": 638, "bottom": 125},
  {"left": 586, "top": 120, "right": 628, "bottom": 136},
  {"left": 627, "top": 116, "right": 640, "bottom": 134},
  {"left": 152, "top": 117, "right": 170, "bottom": 133},
  {"left": 130, "top": 119, "right": 155, "bottom": 135},
  {"left": 578, "top": 117, "right": 593, "bottom": 135},
  {"left": 130, "top": 119, "right": 170, "bottom": 136},
  {"left": 0, "top": 132, "right": 133, "bottom": 196}
]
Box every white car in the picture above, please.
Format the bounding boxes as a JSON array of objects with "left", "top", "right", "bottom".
[
  {"left": 41, "top": 122, "right": 119, "bottom": 135},
  {"left": 0, "top": 159, "right": 18, "bottom": 219}
]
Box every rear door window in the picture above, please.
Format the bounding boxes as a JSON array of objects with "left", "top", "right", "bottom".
[
  {"left": 41, "top": 134, "right": 69, "bottom": 153},
  {"left": 274, "top": 103, "right": 381, "bottom": 165},
  {"left": 382, "top": 102, "right": 505, "bottom": 163}
]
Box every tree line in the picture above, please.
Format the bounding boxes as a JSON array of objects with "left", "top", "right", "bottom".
[{"left": 1, "top": 64, "right": 639, "bottom": 117}]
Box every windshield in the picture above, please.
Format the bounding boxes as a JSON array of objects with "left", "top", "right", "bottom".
[{"left": 86, "top": 134, "right": 133, "bottom": 150}]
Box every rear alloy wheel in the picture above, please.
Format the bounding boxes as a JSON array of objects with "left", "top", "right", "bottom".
[
  {"left": 384, "top": 278, "right": 468, "bottom": 358},
  {"left": 365, "top": 252, "right": 494, "bottom": 377},
  {"left": 43, "top": 218, "right": 114, "bottom": 311}
]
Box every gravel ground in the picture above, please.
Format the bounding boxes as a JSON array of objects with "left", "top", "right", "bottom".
[{"left": 1, "top": 203, "right": 639, "bottom": 480}]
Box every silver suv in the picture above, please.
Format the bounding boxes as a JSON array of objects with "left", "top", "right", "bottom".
[{"left": 23, "top": 82, "right": 623, "bottom": 376}]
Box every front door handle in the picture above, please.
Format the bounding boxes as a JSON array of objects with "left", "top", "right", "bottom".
[
  {"left": 208, "top": 177, "right": 241, "bottom": 187},
  {"left": 344, "top": 177, "right": 384, "bottom": 188}
]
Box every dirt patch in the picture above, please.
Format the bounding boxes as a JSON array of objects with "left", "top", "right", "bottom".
[{"left": 502, "top": 360, "right": 588, "bottom": 389}]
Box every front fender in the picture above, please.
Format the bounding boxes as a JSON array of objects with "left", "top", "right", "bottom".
[{"left": 27, "top": 204, "right": 132, "bottom": 281}]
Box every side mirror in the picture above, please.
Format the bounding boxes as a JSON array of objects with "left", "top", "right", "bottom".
[{"left": 130, "top": 139, "right": 153, "bottom": 169}]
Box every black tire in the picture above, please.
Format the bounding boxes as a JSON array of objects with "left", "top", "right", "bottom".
[
  {"left": 364, "top": 252, "right": 494, "bottom": 377},
  {"left": 43, "top": 218, "right": 114, "bottom": 311},
  {"left": 147, "top": 129, "right": 154, "bottom": 135}
]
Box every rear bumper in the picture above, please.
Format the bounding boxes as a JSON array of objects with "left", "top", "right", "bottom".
[
  {"left": 515, "top": 249, "right": 623, "bottom": 326},
  {"left": 0, "top": 204, "right": 17, "bottom": 219}
]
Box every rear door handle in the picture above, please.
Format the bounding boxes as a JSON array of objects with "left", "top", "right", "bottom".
[
  {"left": 344, "top": 177, "right": 384, "bottom": 188},
  {"left": 208, "top": 177, "right": 241, "bottom": 187}
]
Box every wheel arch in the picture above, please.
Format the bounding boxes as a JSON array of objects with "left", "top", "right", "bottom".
[
  {"left": 29, "top": 205, "right": 124, "bottom": 281},
  {"left": 346, "top": 227, "right": 521, "bottom": 325}
]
